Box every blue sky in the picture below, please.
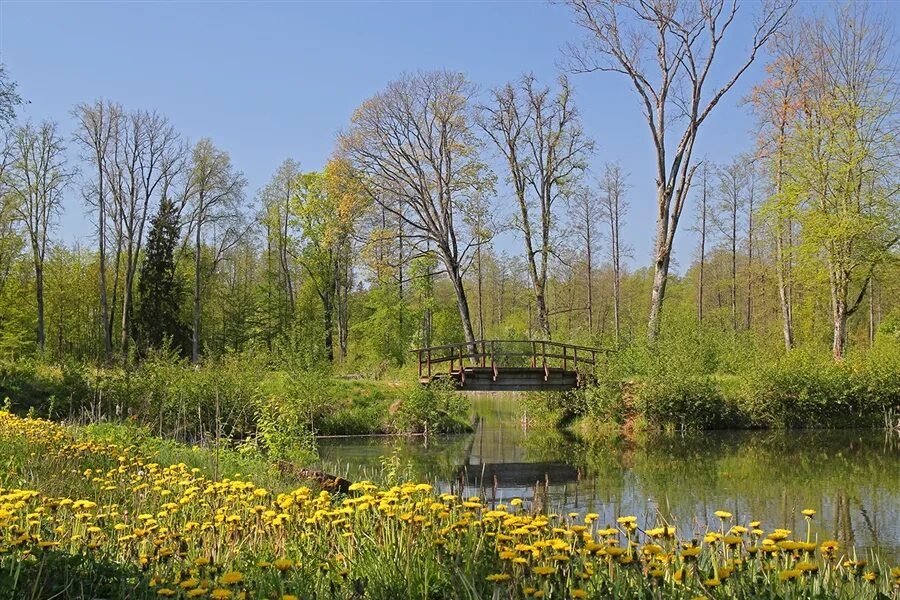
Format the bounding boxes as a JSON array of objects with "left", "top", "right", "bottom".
[{"left": 3, "top": 0, "right": 882, "bottom": 271}]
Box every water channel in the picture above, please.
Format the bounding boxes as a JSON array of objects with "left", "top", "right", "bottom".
[{"left": 315, "top": 393, "right": 900, "bottom": 561}]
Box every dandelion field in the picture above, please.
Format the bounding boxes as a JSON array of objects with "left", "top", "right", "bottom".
[{"left": 0, "top": 411, "right": 898, "bottom": 599}]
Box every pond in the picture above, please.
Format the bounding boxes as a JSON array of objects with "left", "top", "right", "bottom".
[{"left": 315, "top": 393, "right": 900, "bottom": 562}]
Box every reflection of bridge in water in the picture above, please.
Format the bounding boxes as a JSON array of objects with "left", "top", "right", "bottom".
[{"left": 453, "top": 402, "right": 585, "bottom": 506}]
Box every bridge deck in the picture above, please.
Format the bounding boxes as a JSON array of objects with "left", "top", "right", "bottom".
[{"left": 413, "top": 339, "right": 607, "bottom": 392}]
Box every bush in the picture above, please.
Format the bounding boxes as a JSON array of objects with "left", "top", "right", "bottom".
[
  {"left": 391, "top": 380, "right": 470, "bottom": 434},
  {"left": 638, "top": 372, "right": 741, "bottom": 430},
  {"left": 742, "top": 345, "right": 900, "bottom": 429}
]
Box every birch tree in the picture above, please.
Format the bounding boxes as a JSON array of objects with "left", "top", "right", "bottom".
[
  {"left": 72, "top": 100, "right": 121, "bottom": 360},
  {"left": 565, "top": 0, "right": 794, "bottom": 341}
]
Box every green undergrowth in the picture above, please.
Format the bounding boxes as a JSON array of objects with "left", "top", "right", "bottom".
[
  {"left": 533, "top": 328, "right": 900, "bottom": 432},
  {"left": 0, "top": 351, "right": 471, "bottom": 469}
]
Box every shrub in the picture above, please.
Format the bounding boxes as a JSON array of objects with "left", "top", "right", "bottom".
[
  {"left": 638, "top": 373, "right": 741, "bottom": 430},
  {"left": 391, "top": 380, "right": 470, "bottom": 434}
]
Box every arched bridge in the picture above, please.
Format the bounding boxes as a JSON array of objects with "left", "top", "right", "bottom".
[{"left": 413, "top": 339, "right": 607, "bottom": 392}]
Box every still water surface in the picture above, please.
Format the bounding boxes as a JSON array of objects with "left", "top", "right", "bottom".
[{"left": 316, "top": 394, "right": 900, "bottom": 561}]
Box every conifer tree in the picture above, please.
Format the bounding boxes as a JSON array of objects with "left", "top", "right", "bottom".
[{"left": 137, "top": 197, "right": 186, "bottom": 354}]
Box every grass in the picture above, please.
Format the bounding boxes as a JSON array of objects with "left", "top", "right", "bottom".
[{"left": 0, "top": 410, "right": 897, "bottom": 599}]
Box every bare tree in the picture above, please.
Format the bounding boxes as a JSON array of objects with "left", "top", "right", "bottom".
[
  {"left": 72, "top": 100, "right": 121, "bottom": 360},
  {"left": 715, "top": 157, "right": 747, "bottom": 331},
  {"left": 340, "top": 71, "right": 492, "bottom": 349},
  {"left": 6, "top": 121, "right": 74, "bottom": 350},
  {"left": 568, "top": 184, "right": 601, "bottom": 335},
  {"left": 184, "top": 139, "right": 247, "bottom": 363},
  {"left": 480, "top": 74, "right": 592, "bottom": 339},
  {"left": 745, "top": 159, "right": 759, "bottom": 330},
  {"left": 692, "top": 162, "right": 712, "bottom": 322},
  {"left": 565, "top": 0, "right": 794, "bottom": 341},
  {"left": 104, "top": 109, "right": 182, "bottom": 361},
  {"left": 599, "top": 162, "right": 628, "bottom": 343},
  {"left": 259, "top": 158, "right": 301, "bottom": 328}
]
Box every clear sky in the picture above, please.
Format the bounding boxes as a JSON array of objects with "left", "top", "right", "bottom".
[{"left": 3, "top": 0, "right": 887, "bottom": 271}]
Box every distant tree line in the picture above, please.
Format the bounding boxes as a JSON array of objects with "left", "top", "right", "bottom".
[{"left": 0, "top": 1, "right": 897, "bottom": 369}]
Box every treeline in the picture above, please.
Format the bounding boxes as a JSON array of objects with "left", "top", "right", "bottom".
[{"left": 0, "top": 1, "right": 898, "bottom": 375}]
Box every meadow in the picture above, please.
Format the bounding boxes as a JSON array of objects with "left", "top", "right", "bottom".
[{"left": 1, "top": 410, "right": 897, "bottom": 600}]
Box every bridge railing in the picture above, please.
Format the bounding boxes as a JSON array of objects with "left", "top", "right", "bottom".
[{"left": 412, "top": 339, "right": 612, "bottom": 383}]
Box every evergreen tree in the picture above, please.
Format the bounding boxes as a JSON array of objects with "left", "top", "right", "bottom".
[{"left": 137, "top": 198, "right": 186, "bottom": 354}]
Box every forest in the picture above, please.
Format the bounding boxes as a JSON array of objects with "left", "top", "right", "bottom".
[
  {"left": 1, "top": 3, "right": 899, "bottom": 441},
  {"left": 1, "top": 1, "right": 899, "bottom": 599}
]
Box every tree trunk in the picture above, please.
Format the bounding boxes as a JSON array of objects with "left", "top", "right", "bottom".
[
  {"left": 585, "top": 222, "right": 593, "bottom": 336},
  {"left": 192, "top": 217, "right": 202, "bottom": 363},
  {"left": 97, "top": 164, "right": 112, "bottom": 361},
  {"left": 447, "top": 262, "right": 476, "bottom": 350},
  {"left": 323, "top": 293, "right": 334, "bottom": 363},
  {"left": 698, "top": 171, "right": 707, "bottom": 323},
  {"left": 121, "top": 244, "right": 135, "bottom": 361},
  {"left": 730, "top": 202, "right": 738, "bottom": 332},
  {"left": 611, "top": 192, "right": 621, "bottom": 345},
  {"left": 832, "top": 301, "right": 847, "bottom": 361},
  {"left": 647, "top": 201, "right": 672, "bottom": 342},
  {"left": 35, "top": 262, "right": 45, "bottom": 350},
  {"left": 868, "top": 279, "right": 876, "bottom": 347},
  {"left": 746, "top": 186, "right": 754, "bottom": 331},
  {"left": 476, "top": 241, "right": 485, "bottom": 340}
]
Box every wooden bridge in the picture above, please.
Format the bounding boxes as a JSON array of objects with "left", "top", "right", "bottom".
[{"left": 413, "top": 339, "right": 607, "bottom": 392}]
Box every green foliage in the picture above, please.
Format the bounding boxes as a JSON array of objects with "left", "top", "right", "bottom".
[
  {"left": 391, "top": 380, "right": 471, "bottom": 434},
  {"left": 744, "top": 345, "right": 900, "bottom": 429},
  {"left": 566, "top": 323, "right": 899, "bottom": 431},
  {"left": 136, "top": 198, "right": 187, "bottom": 355}
]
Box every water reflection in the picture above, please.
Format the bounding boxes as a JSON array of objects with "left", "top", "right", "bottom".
[{"left": 316, "top": 393, "right": 900, "bottom": 560}]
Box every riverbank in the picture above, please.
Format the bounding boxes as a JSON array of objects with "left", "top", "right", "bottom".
[
  {"left": 0, "top": 354, "right": 471, "bottom": 466},
  {"left": 1, "top": 410, "right": 897, "bottom": 599},
  {"left": 535, "top": 343, "right": 900, "bottom": 432}
]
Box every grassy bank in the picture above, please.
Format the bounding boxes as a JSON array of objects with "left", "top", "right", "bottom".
[
  {"left": 542, "top": 334, "right": 900, "bottom": 432},
  {"left": 1, "top": 411, "right": 897, "bottom": 599},
  {"left": 0, "top": 352, "right": 470, "bottom": 465}
]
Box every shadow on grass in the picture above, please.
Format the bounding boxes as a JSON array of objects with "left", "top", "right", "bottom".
[{"left": 0, "top": 550, "right": 151, "bottom": 600}]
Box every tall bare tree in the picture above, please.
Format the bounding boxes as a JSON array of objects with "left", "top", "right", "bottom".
[
  {"left": 480, "top": 75, "right": 592, "bottom": 339},
  {"left": 340, "top": 71, "right": 492, "bottom": 349},
  {"left": 6, "top": 121, "right": 74, "bottom": 350},
  {"left": 184, "top": 139, "right": 247, "bottom": 363},
  {"left": 715, "top": 157, "right": 747, "bottom": 331},
  {"left": 693, "top": 162, "right": 712, "bottom": 322},
  {"left": 72, "top": 100, "right": 121, "bottom": 360},
  {"left": 568, "top": 184, "right": 601, "bottom": 335},
  {"left": 103, "top": 109, "right": 182, "bottom": 360},
  {"left": 565, "top": 0, "right": 794, "bottom": 341},
  {"left": 599, "top": 162, "right": 628, "bottom": 343}
]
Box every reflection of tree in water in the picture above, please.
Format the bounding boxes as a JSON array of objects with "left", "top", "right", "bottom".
[
  {"left": 519, "top": 427, "right": 899, "bottom": 559},
  {"left": 318, "top": 394, "right": 899, "bottom": 560}
]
